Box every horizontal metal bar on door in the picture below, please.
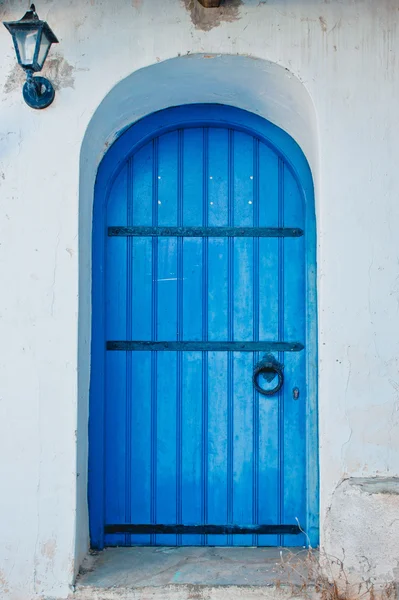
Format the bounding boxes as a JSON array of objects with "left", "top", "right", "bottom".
[
  {"left": 108, "top": 226, "right": 304, "bottom": 238},
  {"left": 104, "top": 524, "right": 301, "bottom": 535},
  {"left": 106, "top": 341, "right": 304, "bottom": 352}
]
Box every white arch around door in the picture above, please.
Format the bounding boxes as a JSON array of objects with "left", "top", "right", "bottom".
[{"left": 77, "top": 53, "right": 319, "bottom": 569}]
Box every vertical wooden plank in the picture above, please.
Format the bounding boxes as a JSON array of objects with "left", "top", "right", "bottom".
[
  {"left": 129, "top": 145, "right": 154, "bottom": 545},
  {"left": 181, "top": 238, "right": 203, "bottom": 545},
  {"left": 227, "top": 130, "right": 234, "bottom": 547},
  {"left": 132, "top": 142, "right": 153, "bottom": 226},
  {"left": 257, "top": 142, "right": 280, "bottom": 546},
  {"left": 182, "top": 239, "right": 203, "bottom": 341},
  {"left": 232, "top": 131, "right": 254, "bottom": 545},
  {"left": 147, "top": 139, "right": 160, "bottom": 546},
  {"left": 157, "top": 131, "right": 178, "bottom": 226},
  {"left": 130, "top": 234, "right": 152, "bottom": 544},
  {"left": 154, "top": 131, "right": 179, "bottom": 545},
  {"left": 129, "top": 352, "right": 152, "bottom": 545},
  {"left": 208, "top": 128, "right": 229, "bottom": 226},
  {"left": 106, "top": 165, "right": 128, "bottom": 226},
  {"left": 105, "top": 165, "right": 128, "bottom": 547},
  {"left": 277, "top": 157, "right": 285, "bottom": 548},
  {"left": 207, "top": 127, "right": 229, "bottom": 545},
  {"left": 181, "top": 351, "right": 203, "bottom": 545},
  {"left": 206, "top": 352, "right": 228, "bottom": 546},
  {"left": 207, "top": 238, "right": 229, "bottom": 546},
  {"left": 183, "top": 128, "right": 204, "bottom": 227},
  {"left": 282, "top": 166, "right": 306, "bottom": 546},
  {"left": 155, "top": 348, "right": 177, "bottom": 546},
  {"left": 258, "top": 143, "right": 279, "bottom": 340},
  {"left": 252, "top": 139, "right": 259, "bottom": 548},
  {"left": 104, "top": 353, "right": 127, "bottom": 547},
  {"left": 176, "top": 131, "right": 184, "bottom": 546},
  {"left": 283, "top": 164, "right": 305, "bottom": 229},
  {"left": 125, "top": 161, "right": 133, "bottom": 547},
  {"left": 232, "top": 351, "right": 254, "bottom": 547},
  {"left": 233, "top": 131, "right": 254, "bottom": 228},
  {"left": 201, "top": 129, "right": 209, "bottom": 547}
]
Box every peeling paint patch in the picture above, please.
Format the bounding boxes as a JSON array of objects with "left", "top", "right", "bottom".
[
  {"left": 41, "top": 539, "right": 57, "bottom": 560},
  {"left": 3, "top": 63, "right": 25, "bottom": 95},
  {"left": 4, "top": 53, "right": 76, "bottom": 94},
  {"left": 182, "top": 0, "right": 242, "bottom": 31},
  {"left": 350, "top": 476, "right": 399, "bottom": 495},
  {"left": 43, "top": 54, "right": 75, "bottom": 90}
]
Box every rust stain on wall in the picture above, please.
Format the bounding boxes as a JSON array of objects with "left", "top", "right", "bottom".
[
  {"left": 319, "top": 16, "right": 328, "bottom": 33},
  {"left": 182, "top": 0, "right": 242, "bottom": 31}
]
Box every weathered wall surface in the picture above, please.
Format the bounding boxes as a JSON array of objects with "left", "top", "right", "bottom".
[
  {"left": 325, "top": 478, "right": 399, "bottom": 587},
  {"left": 0, "top": 0, "right": 399, "bottom": 598}
]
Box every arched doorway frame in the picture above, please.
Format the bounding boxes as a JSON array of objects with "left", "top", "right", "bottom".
[{"left": 87, "top": 102, "right": 318, "bottom": 549}]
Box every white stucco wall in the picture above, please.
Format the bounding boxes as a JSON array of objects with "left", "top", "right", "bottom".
[{"left": 0, "top": 0, "right": 399, "bottom": 598}]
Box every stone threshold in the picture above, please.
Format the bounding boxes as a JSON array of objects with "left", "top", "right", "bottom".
[{"left": 72, "top": 546, "right": 316, "bottom": 600}]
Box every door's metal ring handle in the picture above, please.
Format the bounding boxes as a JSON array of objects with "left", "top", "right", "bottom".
[{"left": 252, "top": 362, "right": 284, "bottom": 396}]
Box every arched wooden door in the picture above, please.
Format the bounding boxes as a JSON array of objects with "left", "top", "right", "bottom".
[{"left": 89, "top": 105, "right": 318, "bottom": 549}]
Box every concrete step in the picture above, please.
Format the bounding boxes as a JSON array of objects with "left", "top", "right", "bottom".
[
  {"left": 72, "top": 547, "right": 317, "bottom": 600},
  {"left": 73, "top": 583, "right": 316, "bottom": 600}
]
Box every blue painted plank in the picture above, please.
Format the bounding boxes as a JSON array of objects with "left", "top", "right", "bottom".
[
  {"left": 231, "top": 132, "right": 254, "bottom": 546},
  {"left": 257, "top": 141, "right": 280, "bottom": 546},
  {"left": 155, "top": 237, "right": 178, "bottom": 542},
  {"left": 130, "top": 352, "right": 152, "bottom": 545},
  {"left": 154, "top": 134, "right": 179, "bottom": 543},
  {"left": 132, "top": 142, "right": 153, "bottom": 226},
  {"left": 233, "top": 131, "right": 254, "bottom": 228},
  {"left": 208, "top": 128, "right": 229, "bottom": 226},
  {"left": 281, "top": 165, "right": 306, "bottom": 546},
  {"left": 206, "top": 128, "right": 229, "bottom": 545},
  {"left": 104, "top": 352, "right": 127, "bottom": 547},
  {"left": 232, "top": 352, "right": 254, "bottom": 547},
  {"left": 157, "top": 131, "right": 178, "bottom": 226},
  {"left": 129, "top": 234, "right": 153, "bottom": 544},
  {"left": 181, "top": 351, "right": 203, "bottom": 545},
  {"left": 183, "top": 128, "right": 204, "bottom": 226},
  {"left": 156, "top": 351, "right": 177, "bottom": 546},
  {"left": 182, "top": 239, "right": 202, "bottom": 341},
  {"left": 207, "top": 352, "right": 228, "bottom": 546},
  {"left": 104, "top": 165, "right": 128, "bottom": 547}
]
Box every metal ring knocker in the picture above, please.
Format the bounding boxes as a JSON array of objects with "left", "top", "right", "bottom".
[{"left": 252, "top": 356, "right": 284, "bottom": 397}]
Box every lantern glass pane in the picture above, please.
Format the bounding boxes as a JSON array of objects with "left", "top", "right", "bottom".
[
  {"left": 37, "top": 30, "right": 52, "bottom": 69},
  {"left": 14, "top": 28, "right": 39, "bottom": 66}
]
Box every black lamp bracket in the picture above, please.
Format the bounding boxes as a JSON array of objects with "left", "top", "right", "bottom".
[{"left": 23, "top": 69, "right": 55, "bottom": 109}]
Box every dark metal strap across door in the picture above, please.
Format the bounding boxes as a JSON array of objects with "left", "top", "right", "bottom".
[
  {"left": 105, "top": 524, "right": 301, "bottom": 535},
  {"left": 107, "top": 341, "right": 304, "bottom": 352},
  {"left": 108, "top": 226, "right": 304, "bottom": 238}
]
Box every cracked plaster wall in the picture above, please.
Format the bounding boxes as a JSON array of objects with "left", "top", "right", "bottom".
[
  {"left": 0, "top": 0, "right": 399, "bottom": 598},
  {"left": 324, "top": 478, "right": 399, "bottom": 587}
]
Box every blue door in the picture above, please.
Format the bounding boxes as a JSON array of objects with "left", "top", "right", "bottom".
[{"left": 90, "top": 105, "right": 317, "bottom": 549}]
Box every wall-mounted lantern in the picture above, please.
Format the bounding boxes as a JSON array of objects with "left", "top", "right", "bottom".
[{"left": 3, "top": 4, "right": 58, "bottom": 109}]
